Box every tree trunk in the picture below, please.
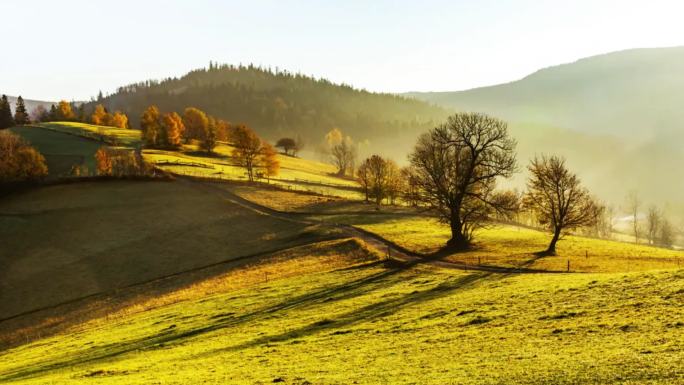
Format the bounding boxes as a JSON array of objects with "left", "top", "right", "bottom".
[
  {"left": 546, "top": 227, "right": 561, "bottom": 255},
  {"left": 447, "top": 215, "right": 469, "bottom": 250}
]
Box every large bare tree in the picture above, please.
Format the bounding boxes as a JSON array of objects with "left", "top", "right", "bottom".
[
  {"left": 409, "top": 112, "right": 518, "bottom": 249},
  {"left": 524, "top": 155, "right": 600, "bottom": 255}
]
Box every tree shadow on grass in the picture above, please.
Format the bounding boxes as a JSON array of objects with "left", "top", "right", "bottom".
[
  {"left": 0, "top": 259, "right": 426, "bottom": 382},
  {"left": 200, "top": 270, "right": 494, "bottom": 357}
]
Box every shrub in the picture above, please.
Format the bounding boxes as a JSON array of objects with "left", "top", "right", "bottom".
[{"left": 0, "top": 131, "right": 48, "bottom": 182}]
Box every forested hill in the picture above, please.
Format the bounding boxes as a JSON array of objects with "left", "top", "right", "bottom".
[{"left": 91, "top": 64, "right": 450, "bottom": 154}]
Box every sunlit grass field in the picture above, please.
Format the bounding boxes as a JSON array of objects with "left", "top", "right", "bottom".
[
  {"left": 1, "top": 245, "right": 682, "bottom": 384},
  {"left": 317, "top": 214, "right": 684, "bottom": 272},
  {"left": 18, "top": 122, "right": 362, "bottom": 198},
  {"left": 36, "top": 122, "right": 142, "bottom": 147}
]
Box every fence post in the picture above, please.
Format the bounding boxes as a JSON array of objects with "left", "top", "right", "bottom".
[{"left": 567, "top": 260, "right": 570, "bottom": 272}]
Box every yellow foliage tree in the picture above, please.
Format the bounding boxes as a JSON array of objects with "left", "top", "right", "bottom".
[
  {"left": 56, "top": 100, "right": 75, "bottom": 121},
  {"left": 111, "top": 111, "right": 129, "bottom": 129}
]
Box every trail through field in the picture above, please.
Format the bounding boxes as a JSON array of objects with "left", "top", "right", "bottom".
[{"left": 182, "top": 178, "right": 562, "bottom": 274}]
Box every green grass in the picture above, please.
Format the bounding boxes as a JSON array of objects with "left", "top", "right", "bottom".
[
  {"left": 0, "top": 247, "right": 682, "bottom": 384},
  {"left": 317, "top": 214, "right": 684, "bottom": 272},
  {"left": 0, "top": 180, "right": 334, "bottom": 319},
  {"left": 9, "top": 125, "right": 103, "bottom": 178},
  {"left": 18, "top": 122, "right": 362, "bottom": 197},
  {"left": 147, "top": 144, "right": 362, "bottom": 199},
  {"left": 37, "top": 122, "right": 142, "bottom": 147}
]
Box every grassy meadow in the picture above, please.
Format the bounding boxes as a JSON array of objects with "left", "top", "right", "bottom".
[
  {"left": 0, "top": 245, "right": 682, "bottom": 384},
  {"left": 313, "top": 214, "right": 684, "bottom": 273},
  {"left": 0, "top": 180, "right": 338, "bottom": 320},
  {"left": 13, "top": 122, "right": 362, "bottom": 198},
  {"left": 3, "top": 121, "right": 684, "bottom": 384},
  {"left": 9, "top": 125, "right": 102, "bottom": 178}
]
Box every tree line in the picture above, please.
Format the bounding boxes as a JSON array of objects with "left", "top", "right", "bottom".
[
  {"left": 138, "top": 104, "right": 279, "bottom": 182},
  {"left": 346, "top": 112, "right": 634, "bottom": 255},
  {"left": 84, "top": 63, "right": 449, "bottom": 149}
]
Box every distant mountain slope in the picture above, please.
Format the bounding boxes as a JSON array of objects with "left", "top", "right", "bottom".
[
  {"left": 5, "top": 96, "right": 54, "bottom": 115},
  {"left": 408, "top": 47, "right": 684, "bottom": 139},
  {"left": 408, "top": 47, "right": 684, "bottom": 210},
  {"left": 90, "top": 65, "right": 450, "bottom": 157}
]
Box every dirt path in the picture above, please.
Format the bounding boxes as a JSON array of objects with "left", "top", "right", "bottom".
[{"left": 184, "top": 178, "right": 561, "bottom": 274}]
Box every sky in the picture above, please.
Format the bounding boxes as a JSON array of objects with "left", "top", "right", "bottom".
[{"left": 3, "top": 0, "right": 684, "bottom": 101}]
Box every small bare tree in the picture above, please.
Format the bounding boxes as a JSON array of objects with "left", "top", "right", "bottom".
[
  {"left": 626, "top": 190, "right": 641, "bottom": 244},
  {"left": 524, "top": 155, "right": 601, "bottom": 255},
  {"left": 409, "top": 112, "right": 518, "bottom": 249},
  {"left": 646, "top": 205, "right": 662, "bottom": 245}
]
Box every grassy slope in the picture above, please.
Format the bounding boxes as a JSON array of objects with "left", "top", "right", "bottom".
[
  {"left": 317, "top": 214, "right": 684, "bottom": 273},
  {"left": 0, "top": 249, "right": 681, "bottom": 384},
  {"left": 18, "top": 122, "right": 361, "bottom": 198},
  {"left": 9, "top": 126, "right": 102, "bottom": 178},
  {"left": 0, "top": 180, "right": 333, "bottom": 320}
]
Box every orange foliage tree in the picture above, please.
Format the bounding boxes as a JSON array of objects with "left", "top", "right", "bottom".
[{"left": 0, "top": 131, "right": 48, "bottom": 182}]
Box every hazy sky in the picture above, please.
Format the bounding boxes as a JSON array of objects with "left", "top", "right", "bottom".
[{"left": 3, "top": 0, "right": 684, "bottom": 101}]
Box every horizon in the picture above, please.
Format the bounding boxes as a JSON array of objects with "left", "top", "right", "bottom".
[{"left": 3, "top": 0, "right": 684, "bottom": 101}]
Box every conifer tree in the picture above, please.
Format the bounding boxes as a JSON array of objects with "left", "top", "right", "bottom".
[
  {"left": 13, "top": 96, "right": 30, "bottom": 125},
  {"left": 0, "top": 95, "right": 14, "bottom": 129}
]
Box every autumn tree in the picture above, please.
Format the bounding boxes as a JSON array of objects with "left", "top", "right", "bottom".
[
  {"left": 524, "top": 155, "right": 601, "bottom": 255},
  {"left": 0, "top": 131, "right": 48, "bottom": 181},
  {"left": 0, "top": 95, "right": 14, "bottom": 129},
  {"left": 91, "top": 104, "right": 110, "bottom": 125},
  {"left": 95, "top": 146, "right": 152, "bottom": 177},
  {"left": 111, "top": 111, "right": 129, "bottom": 129},
  {"left": 182, "top": 107, "right": 209, "bottom": 142},
  {"left": 140, "top": 105, "right": 162, "bottom": 147},
  {"left": 276, "top": 137, "right": 297, "bottom": 155},
  {"left": 261, "top": 142, "right": 280, "bottom": 181},
  {"left": 215, "top": 119, "right": 230, "bottom": 141},
  {"left": 231, "top": 124, "right": 279, "bottom": 181},
  {"left": 325, "top": 128, "right": 356, "bottom": 176},
  {"left": 55, "top": 100, "right": 75, "bottom": 121},
  {"left": 161, "top": 112, "right": 184, "bottom": 148},
  {"left": 13, "top": 96, "right": 30, "bottom": 125},
  {"left": 200, "top": 116, "right": 217, "bottom": 153},
  {"left": 409, "top": 113, "right": 519, "bottom": 249}
]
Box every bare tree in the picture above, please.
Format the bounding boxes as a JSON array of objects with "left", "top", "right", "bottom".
[
  {"left": 658, "top": 218, "right": 675, "bottom": 248},
  {"left": 646, "top": 205, "right": 662, "bottom": 245},
  {"left": 626, "top": 190, "right": 641, "bottom": 244},
  {"left": 330, "top": 138, "right": 356, "bottom": 177},
  {"left": 401, "top": 166, "right": 422, "bottom": 207},
  {"left": 524, "top": 155, "right": 601, "bottom": 255},
  {"left": 409, "top": 113, "right": 518, "bottom": 249}
]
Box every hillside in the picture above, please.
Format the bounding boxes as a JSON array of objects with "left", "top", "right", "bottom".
[
  {"left": 1, "top": 247, "right": 682, "bottom": 384},
  {"left": 5, "top": 96, "right": 55, "bottom": 115},
  {"left": 408, "top": 47, "right": 684, "bottom": 210},
  {"left": 90, "top": 64, "right": 450, "bottom": 158}
]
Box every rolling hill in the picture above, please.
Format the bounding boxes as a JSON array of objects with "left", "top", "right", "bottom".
[
  {"left": 88, "top": 64, "right": 450, "bottom": 159},
  {"left": 408, "top": 47, "right": 684, "bottom": 215},
  {"left": 4, "top": 96, "right": 55, "bottom": 115}
]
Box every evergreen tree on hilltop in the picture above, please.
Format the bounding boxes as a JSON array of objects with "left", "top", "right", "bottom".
[
  {"left": 0, "top": 95, "right": 15, "bottom": 129},
  {"left": 13, "top": 96, "right": 30, "bottom": 125}
]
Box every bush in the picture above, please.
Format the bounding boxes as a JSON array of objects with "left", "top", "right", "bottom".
[
  {"left": 95, "top": 146, "right": 154, "bottom": 177},
  {"left": 0, "top": 131, "right": 48, "bottom": 182}
]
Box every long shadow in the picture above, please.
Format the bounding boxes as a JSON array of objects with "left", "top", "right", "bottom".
[
  {"left": 0, "top": 259, "right": 422, "bottom": 382},
  {"left": 200, "top": 271, "right": 493, "bottom": 357}
]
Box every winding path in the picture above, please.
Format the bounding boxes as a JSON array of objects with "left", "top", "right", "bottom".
[{"left": 182, "top": 178, "right": 561, "bottom": 274}]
